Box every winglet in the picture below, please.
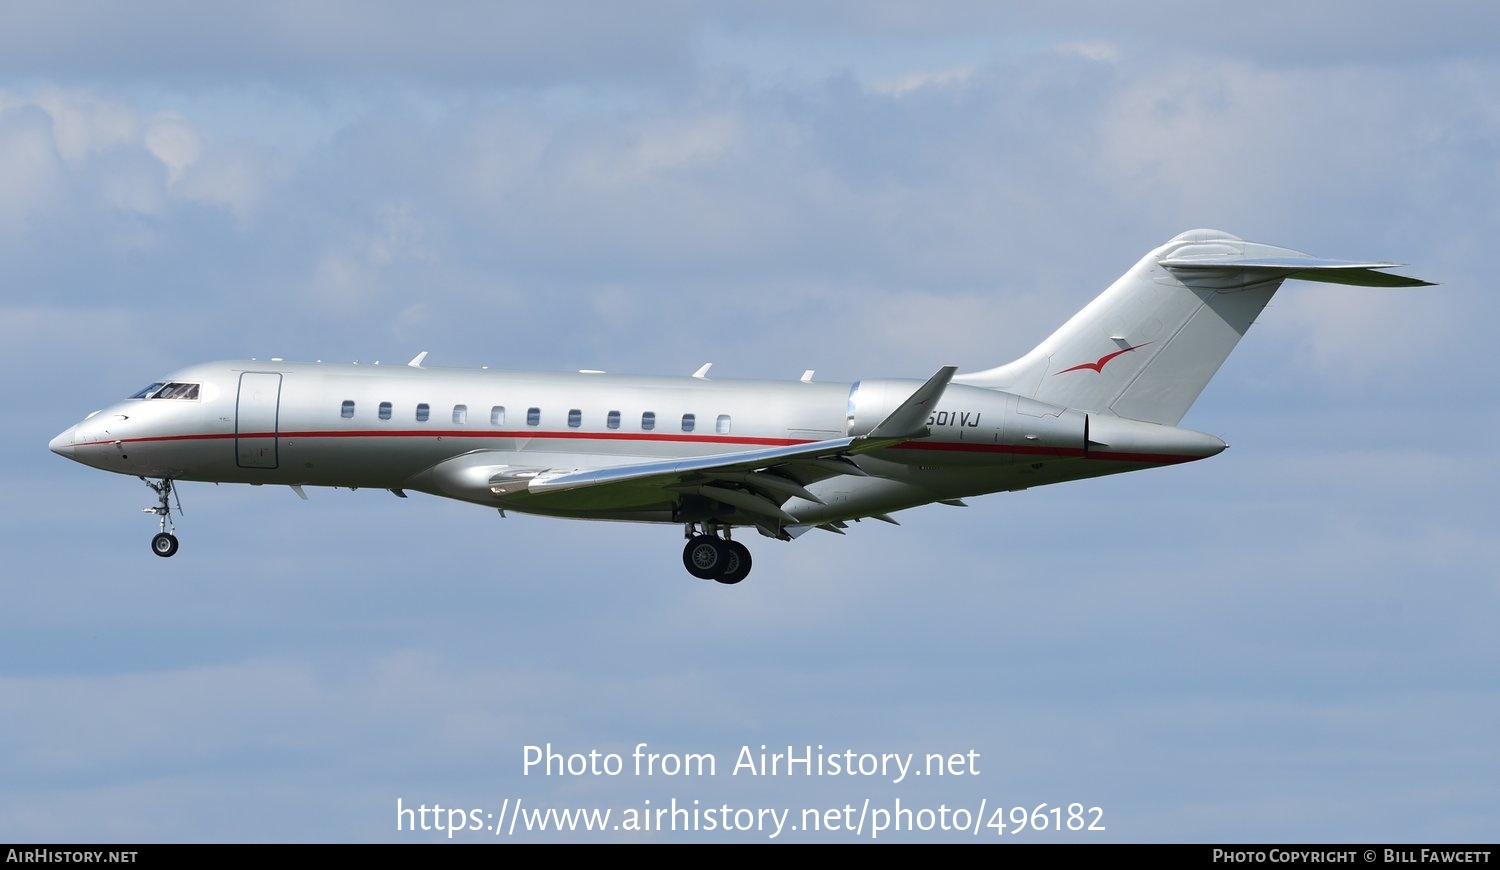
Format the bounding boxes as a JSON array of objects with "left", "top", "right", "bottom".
[
  {"left": 408, "top": 351, "right": 428, "bottom": 368},
  {"left": 865, "top": 366, "right": 957, "bottom": 439},
  {"left": 692, "top": 363, "right": 713, "bottom": 379}
]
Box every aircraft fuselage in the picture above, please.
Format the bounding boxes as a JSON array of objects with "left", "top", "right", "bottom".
[{"left": 49, "top": 359, "right": 1224, "bottom": 528}]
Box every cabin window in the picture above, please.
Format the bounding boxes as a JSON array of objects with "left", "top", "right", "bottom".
[
  {"left": 416, "top": 403, "right": 430, "bottom": 423},
  {"left": 340, "top": 400, "right": 355, "bottom": 419},
  {"left": 568, "top": 409, "right": 581, "bottom": 428},
  {"left": 716, "top": 414, "right": 731, "bottom": 434},
  {"left": 607, "top": 410, "right": 620, "bottom": 430},
  {"left": 490, "top": 405, "right": 505, "bottom": 426},
  {"left": 681, "top": 413, "right": 696, "bottom": 432},
  {"left": 452, "top": 404, "right": 467, "bottom": 424},
  {"left": 641, "top": 411, "right": 656, "bottom": 431},
  {"left": 378, "top": 402, "right": 392, "bottom": 421},
  {"left": 527, "top": 407, "right": 541, "bottom": 426}
]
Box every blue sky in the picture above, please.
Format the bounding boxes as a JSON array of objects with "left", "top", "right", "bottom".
[{"left": 2, "top": 2, "right": 1495, "bottom": 842}]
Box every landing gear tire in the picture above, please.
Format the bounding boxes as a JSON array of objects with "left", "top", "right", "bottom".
[
  {"left": 683, "top": 535, "right": 728, "bottom": 580},
  {"left": 151, "top": 532, "right": 180, "bottom": 558},
  {"left": 715, "top": 540, "right": 752, "bottom": 585}
]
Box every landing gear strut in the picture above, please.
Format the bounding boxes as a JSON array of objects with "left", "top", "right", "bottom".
[
  {"left": 681, "top": 525, "right": 752, "bottom": 584},
  {"left": 143, "top": 477, "right": 181, "bottom": 558}
]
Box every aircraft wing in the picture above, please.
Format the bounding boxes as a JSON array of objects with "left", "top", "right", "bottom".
[
  {"left": 412, "top": 366, "right": 956, "bottom": 531},
  {"left": 530, "top": 365, "right": 953, "bottom": 516},
  {"left": 528, "top": 365, "right": 956, "bottom": 498},
  {"left": 528, "top": 435, "right": 885, "bottom": 496}
]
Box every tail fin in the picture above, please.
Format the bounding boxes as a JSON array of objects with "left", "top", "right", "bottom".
[{"left": 954, "top": 229, "right": 1431, "bottom": 425}]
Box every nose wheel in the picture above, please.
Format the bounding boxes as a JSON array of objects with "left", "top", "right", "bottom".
[
  {"left": 142, "top": 477, "right": 182, "bottom": 558},
  {"left": 681, "top": 526, "right": 752, "bottom": 584},
  {"left": 151, "top": 531, "right": 179, "bottom": 557}
]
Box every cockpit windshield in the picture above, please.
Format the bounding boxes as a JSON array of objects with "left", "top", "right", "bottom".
[{"left": 129, "top": 382, "right": 200, "bottom": 400}]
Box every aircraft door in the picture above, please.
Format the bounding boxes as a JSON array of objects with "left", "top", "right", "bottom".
[{"left": 236, "top": 372, "right": 282, "bottom": 469}]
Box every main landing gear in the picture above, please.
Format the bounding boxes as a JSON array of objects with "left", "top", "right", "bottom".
[
  {"left": 143, "top": 477, "right": 181, "bottom": 558},
  {"left": 682, "top": 525, "right": 752, "bottom": 584}
]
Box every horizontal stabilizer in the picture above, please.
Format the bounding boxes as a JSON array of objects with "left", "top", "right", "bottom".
[{"left": 1161, "top": 255, "right": 1432, "bottom": 287}]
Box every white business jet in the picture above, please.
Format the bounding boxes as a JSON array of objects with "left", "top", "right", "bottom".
[{"left": 49, "top": 230, "right": 1429, "bottom": 583}]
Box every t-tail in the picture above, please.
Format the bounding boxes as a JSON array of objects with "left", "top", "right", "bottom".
[{"left": 954, "top": 229, "right": 1432, "bottom": 425}]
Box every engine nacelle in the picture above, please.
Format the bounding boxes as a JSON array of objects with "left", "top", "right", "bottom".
[
  {"left": 847, "top": 379, "right": 1088, "bottom": 465},
  {"left": 846, "top": 378, "right": 936, "bottom": 436}
]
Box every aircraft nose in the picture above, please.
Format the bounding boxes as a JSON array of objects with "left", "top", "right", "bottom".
[{"left": 49, "top": 425, "right": 76, "bottom": 458}]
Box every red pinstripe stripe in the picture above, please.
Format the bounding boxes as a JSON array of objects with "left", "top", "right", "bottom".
[
  {"left": 74, "top": 429, "right": 1203, "bottom": 464},
  {"left": 76, "top": 430, "right": 804, "bottom": 448}
]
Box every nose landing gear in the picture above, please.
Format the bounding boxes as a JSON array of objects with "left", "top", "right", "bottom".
[
  {"left": 143, "top": 477, "right": 181, "bottom": 558},
  {"left": 682, "top": 525, "right": 752, "bottom": 584}
]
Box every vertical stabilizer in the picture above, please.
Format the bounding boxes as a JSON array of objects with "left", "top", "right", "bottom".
[{"left": 954, "top": 229, "right": 1429, "bottom": 425}]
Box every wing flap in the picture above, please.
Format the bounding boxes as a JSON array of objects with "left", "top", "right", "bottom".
[
  {"left": 525, "top": 434, "right": 901, "bottom": 496},
  {"left": 672, "top": 483, "right": 802, "bottom": 523}
]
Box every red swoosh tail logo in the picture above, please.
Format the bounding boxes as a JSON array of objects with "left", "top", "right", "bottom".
[{"left": 1056, "top": 341, "right": 1153, "bottom": 375}]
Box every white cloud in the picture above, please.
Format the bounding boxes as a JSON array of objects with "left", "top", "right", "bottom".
[
  {"left": 868, "top": 64, "right": 976, "bottom": 99},
  {"left": 0, "top": 102, "right": 67, "bottom": 235},
  {"left": 0, "top": 89, "right": 285, "bottom": 250},
  {"left": 297, "top": 203, "right": 440, "bottom": 312},
  {"left": 1055, "top": 40, "right": 1119, "bottom": 63},
  {"left": 31, "top": 88, "right": 139, "bottom": 164},
  {"left": 1270, "top": 283, "right": 1448, "bottom": 392},
  {"left": 144, "top": 113, "right": 202, "bottom": 186},
  {"left": 630, "top": 113, "right": 744, "bottom": 174},
  {"left": 557, "top": 113, "right": 746, "bottom": 194}
]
